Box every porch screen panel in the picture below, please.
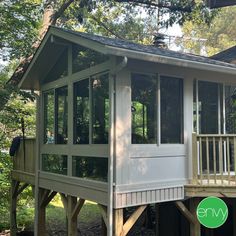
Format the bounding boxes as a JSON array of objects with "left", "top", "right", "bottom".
[
  {"left": 161, "top": 76, "right": 183, "bottom": 144},
  {"left": 72, "top": 156, "right": 108, "bottom": 182},
  {"left": 44, "top": 90, "right": 55, "bottom": 144},
  {"left": 55, "top": 86, "right": 68, "bottom": 144},
  {"left": 131, "top": 73, "right": 157, "bottom": 144},
  {"left": 91, "top": 73, "right": 109, "bottom": 144},
  {"left": 42, "top": 154, "right": 67, "bottom": 175},
  {"left": 225, "top": 86, "right": 236, "bottom": 134},
  {"left": 72, "top": 44, "right": 109, "bottom": 74},
  {"left": 74, "top": 79, "right": 90, "bottom": 144},
  {"left": 198, "top": 81, "right": 219, "bottom": 134},
  {"left": 43, "top": 48, "right": 68, "bottom": 84}
]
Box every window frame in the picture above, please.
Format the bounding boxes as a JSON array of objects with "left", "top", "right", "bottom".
[
  {"left": 73, "top": 71, "right": 110, "bottom": 145},
  {"left": 39, "top": 45, "right": 111, "bottom": 180},
  {"left": 130, "top": 71, "right": 184, "bottom": 146}
]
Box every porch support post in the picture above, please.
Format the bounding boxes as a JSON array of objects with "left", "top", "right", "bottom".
[
  {"left": 175, "top": 199, "right": 200, "bottom": 236},
  {"left": 67, "top": 197, "right": 85, "bottom": 236},
  {"left": 36, "top": 188, "right": 57, "bottom": 236},
  {"left": 190, "top": 198, "right": 201, "bottom": 236},
  {"left": 114, "top": 208, "right": 123, "bottom": 236},
  {"left": 10, "top": 180, "right": 19, "bottom": 236},
  {"left": 114, "top": 205, "right": 147, "bottom": 236},
  {"left": 155, "top": 203, "right": 160, "bottom": 236},
  {"left": 233, "top": 199, "right": 236, "bottom": 236},
  {"left": 37, "top": 188, "right": 46, "bottom": 236}
]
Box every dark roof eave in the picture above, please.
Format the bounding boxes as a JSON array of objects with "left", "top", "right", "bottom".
[{"left": 105, "top": 45, "right": 236, "bottom": 76}]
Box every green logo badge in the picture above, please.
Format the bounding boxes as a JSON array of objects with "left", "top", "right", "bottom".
[{"left": 196, "top": 197, "right": 228, "bottom": 228}]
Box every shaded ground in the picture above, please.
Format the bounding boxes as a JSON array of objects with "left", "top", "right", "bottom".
[{"left": 0, "top": 201, "right": 156, "bottom": 236}]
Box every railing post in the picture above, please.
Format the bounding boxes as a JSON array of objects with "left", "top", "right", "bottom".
[{"left": 192, "top": 133, "right": 198, "bottom": 184}]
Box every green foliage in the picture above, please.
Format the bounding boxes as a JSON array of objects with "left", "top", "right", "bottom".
[
  {"left": 0, "top": 0, "right": 41, "bottom": 60},
  {"left": 180, "top": 6, "right": 236, "bottom": 56},
  {"left": 0, "top": 65, "right": 35, "bottom": 231},
  {"left": 0, "top": 152, "right": 12, "bottom": 230}
]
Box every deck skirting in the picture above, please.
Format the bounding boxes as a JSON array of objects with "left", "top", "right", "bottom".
[{"left": 114, "top": 185, "right": 184, "bottom": 208}]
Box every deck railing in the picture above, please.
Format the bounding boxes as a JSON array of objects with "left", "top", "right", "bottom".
[
  {"left": 192, "top": 133, "right": 236, "bottom": 185},
  {"left": 13, "top": 138, "right": 36, "bottom": 174}
]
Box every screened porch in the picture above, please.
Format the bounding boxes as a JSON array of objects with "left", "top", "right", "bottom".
[{"left": 192, "top": 80, "right": 236, "bottom": 186}]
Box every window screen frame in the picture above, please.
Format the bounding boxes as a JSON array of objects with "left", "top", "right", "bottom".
[
  {"left": 130, "top": 72, "right": 184, "bottom": 145},
  {"left": 73, "top": 71, "right": 110, "bottom": 145}
]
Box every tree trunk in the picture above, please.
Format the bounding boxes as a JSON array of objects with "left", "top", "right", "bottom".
[{"left": 8, "top": 0, "right": 76, "bottom": 86}]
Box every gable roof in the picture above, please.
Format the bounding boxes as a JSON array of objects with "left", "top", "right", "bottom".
[
  {"left": 18, "top": 26, "right": 236, "bottom": 90},
  {"left": 58, "top": 26, "right": 236, "bottom": 68},
  {"left": 210, "top": 45, "right": 236, "bottom": 63}
]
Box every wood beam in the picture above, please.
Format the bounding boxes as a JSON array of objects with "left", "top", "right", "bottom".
[
  {"left": 175, "top": 201, "right": 196, "bottom": 225},
  {"left": 122, "top": 205, "right": 147, "bottom": 236},
  {"left": 12, "top": 181, "right": 20, "bottom": 198},
  {"left": 71, "top": 198, "right": 85, "bottom": 220},
  {"left": 41, "top": 191, "right": 57, "bottom": 208},
  {"left": 16, "top": 183, "right": 29, "bottom": 196}
]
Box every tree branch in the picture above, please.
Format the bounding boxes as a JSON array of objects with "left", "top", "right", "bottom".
[
  {"left": 52, "top": 0, "right": 76, "bottom": 24},
  {"left": 90, "top": 15, "right": 125, "bottom": 39},
  {"left": 115, "top": 0, "right": 193, "bottom": 12}
]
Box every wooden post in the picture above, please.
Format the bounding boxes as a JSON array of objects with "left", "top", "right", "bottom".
[
  {"left": 114, "top": 205, "right": 147, "bottom": 236},
  {"left": 36, "top": 188, "right": 57, "bottom": 236},
  {"left": 233, "top": 199, "right": 236, "bottom": 236},
  {"left": 114, "top": 209, "right": 123, "bottom": 236},
  {"left": 155, "top": 204, "right": 160, "bottom": 236},
  {"left": 67, "top": 197, "right": 85, "bottom": 236},
  {"left": 37, "top": 188, "right": 46, "bottom": 236},
  {"left": 192, "top": 133, "right": 198, "bottom": 184},
  {"left": 190, "top": 198, "right": 201, "bottom": 236},
  {"left": 10, "top": 181, "right": 29, "bottom": 236},
  {"left": 67, "top": 196, "right": 77, "bottom": 236},
  {"left": 10, "top": 180, "right": 19, "bottom": 236}
]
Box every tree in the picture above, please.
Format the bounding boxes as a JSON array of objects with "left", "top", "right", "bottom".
[
  {"left": 0, "top": 65, "right": 36, "bottom": 231},
  {"left": 179, "top": 6, "right": 236, "bottom": 56}
]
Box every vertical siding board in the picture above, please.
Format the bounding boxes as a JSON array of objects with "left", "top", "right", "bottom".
[
  {"left": 127, "top": 193, "right": 131, "bottom": 206},
  {"left": 122, "top": 194, "right": 126, "bottom": 207},
  {"left": 142, "top": 192, "right": 146, "bottom": 204},
  {"left": 114, "top": 186, "right": 184, "bottom": 208},
  {"left": 152, "top": 190, "right": 155, "bottom": 202},
  {"left": 165, "top": 189, "right": 169, "bottom": 200},
  {"left": 147, "top": 191, "right": 151, "bottom": 202},
  {"left": 117, "top": 195, "right": 122, "bottom": 208},
  {"left": 137, "top": 192, "right": 142, "bottom": 205},
  {"left": 169, "top": 188, "right": 174, "bottom": 200},
  {"left": 178, "top": 187, "right": 182, "bottom": 198},
  {"left": 161, "top": 189, "right": 165, "bottom": 201},
  {"left": 132, "top": 192, "right": 136, "bottom": 206}
]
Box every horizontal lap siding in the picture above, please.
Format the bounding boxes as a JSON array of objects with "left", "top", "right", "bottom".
[{"left": 114, "top": 186, "right": 184, "bottom": 208}]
